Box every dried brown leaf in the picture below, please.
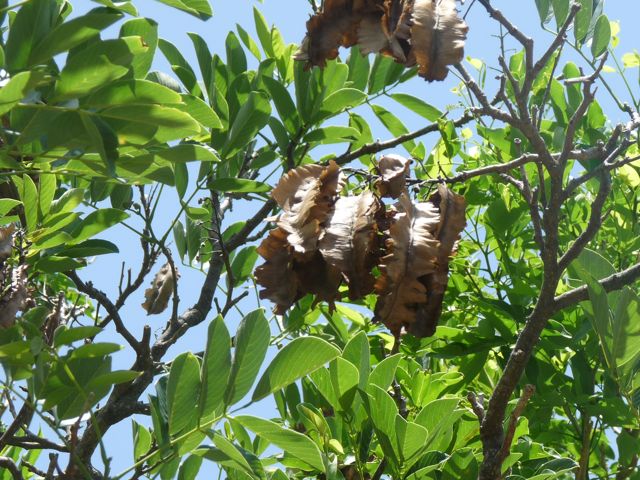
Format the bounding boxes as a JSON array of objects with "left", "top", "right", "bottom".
[
  {"left": 0, "top": 265, "right": 29, "bottom": 328},
  {"left": 0, "top": 224, "right": 15, "bottom": 263},
  {"left": 255, "top": 227, "right": 299, "bottom": 314},
  {"left": 141, "top": 263, "right": 178, "bottom": 315},
  {"left": 374, "top": 193, "right": 440, "bottom": 334},
  {"left": 256, "top": 227, "right": 343, "bottom": 313},
  {"left": 411, "top": 0, "right": 468, "bottom": 81},
  {"left": 272, "top": 160, "right": 343, "bottom": 254},
  {"left": 409, "top": 184, "right": 466, "bottom": 336},
  {"left": 319, "top": 191, "right": 383, "bottom": 298},
  {"left": 295, "top": 0, "right": 385, "bottom": 67},
  {"left": 376, "top": 154, "right": 411, "bottom": 198}
]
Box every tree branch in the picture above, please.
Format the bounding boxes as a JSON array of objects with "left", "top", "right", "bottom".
[
  {"left": 552, "top": 262, "right": 640, "bottom": 313},
  {"left": 0, "top": 457, "right": 23, "bottom": 480}
]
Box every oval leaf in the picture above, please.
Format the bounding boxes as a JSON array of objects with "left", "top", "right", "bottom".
[{"left": 252, "top": 337, "right": 341, "bottom": 402}]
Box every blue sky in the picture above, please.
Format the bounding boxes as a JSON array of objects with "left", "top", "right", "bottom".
[{"left": 61, "top": 0, "right": 640, "bottom": 476}]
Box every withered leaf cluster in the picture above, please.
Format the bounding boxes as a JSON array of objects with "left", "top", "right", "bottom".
[
  {"left": 255, "top": 156, "right": 466, "bottom": 337},
  {"left": 295, "top": 0, "right": 468, "bottom": 81}
]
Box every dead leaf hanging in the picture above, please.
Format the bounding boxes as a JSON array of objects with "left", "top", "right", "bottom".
[
  {"left": 142, "top": 263, "right": 178, "bottom": 315},
  {"left": 254, "top": 158, "right": 466, "bottom": 338},
  {"left": 295, "top": 0, "right": 468, "bottom": 81},
  {"left": 255, "top": 227, "right": 299, "bottom": 314},
  {"left": 272, "top": 160, "right": 343, "bottom": 255},
  {"left": 294, "top": 0, "right": 385, "bottom": 67},
  {"left": 410, "top": 0, "right": 468, "bottom": 81},
  {"left": 410, "top": 183, "right": 466, "bottom": 336},
  {"left": 375, "top": 154, "right": 411, "bottom": 199},
  {"left": 319, "top": 191, "right": 383, "bottom": 299},
  {"left": 0, "top": 224, "right": 15, "bottom": 263},
  {"left": 373, "top": 193, "right": 440, "bottom": 335}
]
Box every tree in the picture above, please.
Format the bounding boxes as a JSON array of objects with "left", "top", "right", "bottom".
[{"left": 0, "top": 0, "right": 639, "bottom": 478}]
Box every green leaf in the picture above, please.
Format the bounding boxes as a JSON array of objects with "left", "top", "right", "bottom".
[
  {"left": 303, "top": 126, "right": 360, "bottom": 144},
  {"left": 210, "top": 178, "right": 270, "bottom": 194},
  {"left": 158, "top": 38, "right": 201, "bottom": 95},
  {"left": 224, "top": 309, "right": 270, "bottom": 406},
  {"left": 574, "top": 0, "right": 593, "bottom": 44},
  {"left": 199, "top": 316, "right": 232, "bottom": 420},
  {"left": 236, "top": 23, "right": 262, "bottom": 61},
  {"left": 17, "top": 175, "right": 38, "bottom": 232},
  {"left": 167, "top": 352, "right": 201, "bottom": 435},
  {"left": 395, "top": 415, "right": 429, "bottom": 466},
  {"left": 329, "top": 357, "right": 359, "bottom": 411},
  {"left": 391, "top": 93, "right": 443, "bottom": 122},
  {"left": 37, "top": 173, "right": 56, "bottom": 220},
  {"left": 230, "top": 246, "right": 259, "bottom": 286},
  {"left": 154, "top": 0, "right": 212, "bottom": 19},
  {"left": 119, "top": 17, "right": 159, "bottom": 78},
  {"left": 364, "top": 385, "right": 399, "bottom": 465},
  {"left": 5, "top": 0, "right": 58, "bottom": 72},
  {"left": 34, "top": 255, "right": 85, "bottom": 273},
  {"left": 0, "top": 199, "right": 22, "bottom": 217},
  {"left": 551, "top": 0, "right": 569, "bottom": 29},
  {"left": 262, "top": 76, "right": 299, "bottom": 133},
  {"left": 69, "top": 208, "right": 128, "bottom": 245},
  {"left": 30, "top": 8, "right": 124, "bottom": 65},
  {"left": 54, "top": 326, "right": 102, "bottom": 347},
  {"left": 591, "top": 15, "right": 611, "bottom": 58},
  {"left": 234, "top": 415, "right": 324, "bottom": 471},
  {"left": 70, "top": 342, "right": 122, "bottom": 359},
  {"left": 173, "top": 220, "right": 187, "bottom": 260},
  {"left": 253, "top": 337, "right": 340, "bottom": 402},
  {"left": 55, "top": 37, "right": 149, "bottom": 100},
  {"left": 83, "top": 79, "right": 182, "bottom": 107},
  {"left": 221, "top": 91, "right": 271, "bottom": 158},
  {"left": 613, "top": 288, "right": 640, "bottom": 383},
  {"left": 226, "top": 31, "right": 248, "bottom": 76},
  {"left": 210, "top": 433, "right": 257, "bottom": 477},
  {"left": 97, "top": 104, "right": 201, "bottom": 144},
  {"left": 369, "top": 354, "right": 401, "bottom": 390},
  {"left": 179, "top": 94, "right": 223, "bottom": 130},
  {"left": 371, "top": 104, "right": 416, "bottom": 152},
  {"left": 0, "top": 71, "right": 44, "bottom": 116},
  {"left": 535, "top": 0, "right": 551, "bottom": 23},
  {"left": 87, "top": 370, "right": 141, "bottom": 389},
  {"left": 316, "top": 88, "right": 366, "bottom": 120},
  {"left": 178, "top": 456, "right": 202, "bottom": 480},
  {"left": 342, "top": 331, "right": 370, "bottom": 391},
  {"left": 253, "top": 7, "right": 274, "bottom": 58},
  {"left": 415, "top": 398, "right": 461, "bottom": 450},
  {"left": 59, "top": 239, "right": 120, "bottom": 258}
]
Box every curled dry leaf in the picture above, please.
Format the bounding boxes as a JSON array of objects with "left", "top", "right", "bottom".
[
  {"left": 376, "top": 154, "right": 411, "bottom": 199},
  {"left": 296, "top": 0, "right": 467, "bottom": 81},
  {"left": 411, "top": 0, "right": 468, "bottom": 81},
  {"left": 0, "top": 224, "right": 16, "bottom": 263},
  {"left": 374, "top": 193, "right": 440, "bottom": 335},
  {"left": 272, "top": 160, "right": 343, "bottom": 255},
  {"left": 257, "top": 161, "right": 344, "bottom": 313},
  {"left": 294, "top": 0, "right": 385, "bottom": 67},
  {"left": 0, "top": 265, "right": 30, "bottom": 328},
  {"left": 141, "top": 263, "right": 179, "bottom": 315},
  {"left": 254, "top": 158, "right": 466, "bottom": 337},
  {"left": 412, "top": 183, "right": 466, "bottom": 336},
  {"left": 319, "top": 191, "right": 383, "bottom": 299},
  {"left": 255, "top": 227, "right": 298, "bottom": 314}
]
